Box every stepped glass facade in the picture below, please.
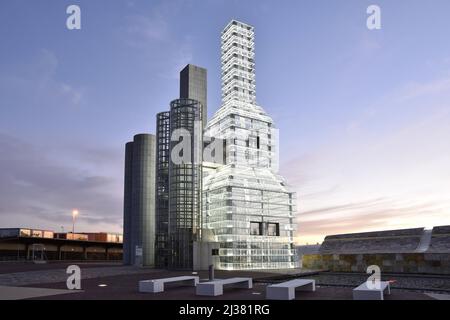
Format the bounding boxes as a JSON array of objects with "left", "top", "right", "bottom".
[{"left": 202, "top": 20, "right": 299, "bottom": 270}]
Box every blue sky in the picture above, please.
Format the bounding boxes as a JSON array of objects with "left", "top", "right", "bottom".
[{"left": 1, "top": 0, "right": 450, "bottom": 244}]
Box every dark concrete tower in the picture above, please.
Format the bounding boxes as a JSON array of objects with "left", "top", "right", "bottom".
[
  {"left": 123, "top": 134, "right": 156, "bottom": 267},
  {"left": 123, "top": 142, "right": 134, "bottom": 265},
  {"left": 180, "top": 64, "right": 207, "bottom": 128}
]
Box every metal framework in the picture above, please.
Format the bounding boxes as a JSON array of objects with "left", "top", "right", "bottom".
[
  {"left": 155, "top": 112, "right": 170, "bottom": 268},
  {"left": 167, "top": 99, "right": 203, "bottom": 269}
]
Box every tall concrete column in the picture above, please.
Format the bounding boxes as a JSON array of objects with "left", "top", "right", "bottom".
[
  {"left": 123, "top": 142, "right": 134, "bottom": 265},
  {"left": 123, "top": 134, "right": 156, "bottom": 267}
]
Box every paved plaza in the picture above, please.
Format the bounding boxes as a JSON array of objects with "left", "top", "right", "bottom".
[{"left": 0, "top": 262, "right": 449, "bottom": 300}]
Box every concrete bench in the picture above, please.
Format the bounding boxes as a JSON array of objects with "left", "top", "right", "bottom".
[
  {"left": 196, "top": 278, "right": 253, "bottom": 296},
  {"left": 266, "top": 279, "right": 316, "bottom": 300},
  {"left": 353, "top": 281, "right": 391, "bottom": 300},
  {"left": 139, "top": 276, "right": 199, "bottom": 293}
]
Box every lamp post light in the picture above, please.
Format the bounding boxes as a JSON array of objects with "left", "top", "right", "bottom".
[{"left": 72, "top": 209, "right": 79, "bottom": 239}]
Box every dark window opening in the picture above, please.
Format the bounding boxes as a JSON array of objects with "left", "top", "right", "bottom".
[{"left": 250, "top": 222, "right": 263, "bottom": 236}]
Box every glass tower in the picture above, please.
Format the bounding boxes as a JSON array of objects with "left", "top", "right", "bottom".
[
  {"left": 202, "top": 20, "right": 299, "bottom": 270},
  {"left": 168, "top": 99, "right": 203, "bottom": 269}
]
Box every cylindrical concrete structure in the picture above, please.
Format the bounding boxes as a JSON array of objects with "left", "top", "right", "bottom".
[{"left": 123, "top": 134, "right": 156, "bottom": 267}]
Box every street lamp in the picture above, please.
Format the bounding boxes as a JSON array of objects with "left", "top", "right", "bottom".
[{"left": 72, "top": 209, "right": 79, "bottom": 239}]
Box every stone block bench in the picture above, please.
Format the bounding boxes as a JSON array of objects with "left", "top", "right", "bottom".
[
  {"left": 139, "top": 276, "right": 199, "bottom": 293},
  {"left": 196, "top": 277, "right": 252, "bottom": 296},
  {"left": 353, "top": 281, "right": 391, "bottom": 300},
  {"left": 266, "top": 279, "right": 316, "bottom": 300}
]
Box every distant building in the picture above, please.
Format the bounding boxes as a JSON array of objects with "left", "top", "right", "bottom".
[
  {"left": 0, "top": 228, "right": 122, "bottom": 261},
  {"left": 302, "top": 226, "right": 450, "bottom": 274},
  {"left": 54, "top": 232, "right": 88, "bottom": 241},
  {"left": 123, "top": 134, "right": 156, "bottom": 267},
  {"left": 0, "top": 228, "right": 54, "bottom": 239},
  {"left": 82, "top": 233, "right": 123, "bottom": 243},
  {"left": 54, "top": 232, "right": 122, "bottom": 243},
  {"left": 319, "top": 227, "right": 429, "bottom": 254}
]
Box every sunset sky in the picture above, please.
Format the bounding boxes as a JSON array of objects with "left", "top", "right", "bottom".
[{"left": 1, "top": 0, "right": 450, "bottom": 245}]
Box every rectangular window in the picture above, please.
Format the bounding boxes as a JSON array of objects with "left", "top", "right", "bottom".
[
  {"left": 250, "top": 222, "right": 262, "bottom": 236},
  {"left": 20, "top": 229, "right": 31, "bottom": 237},
  {"left": 43, "top": 231, "right": 54, "bottom": 239},
  {"left": 267, "top": 223, "right": 279, "bottom": 236},
  {"left": 31, "top": 230, "right": 43, "bottom": 238},
  {"left": 257, "top": 136, "right": 260, "bottom": 149}
]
